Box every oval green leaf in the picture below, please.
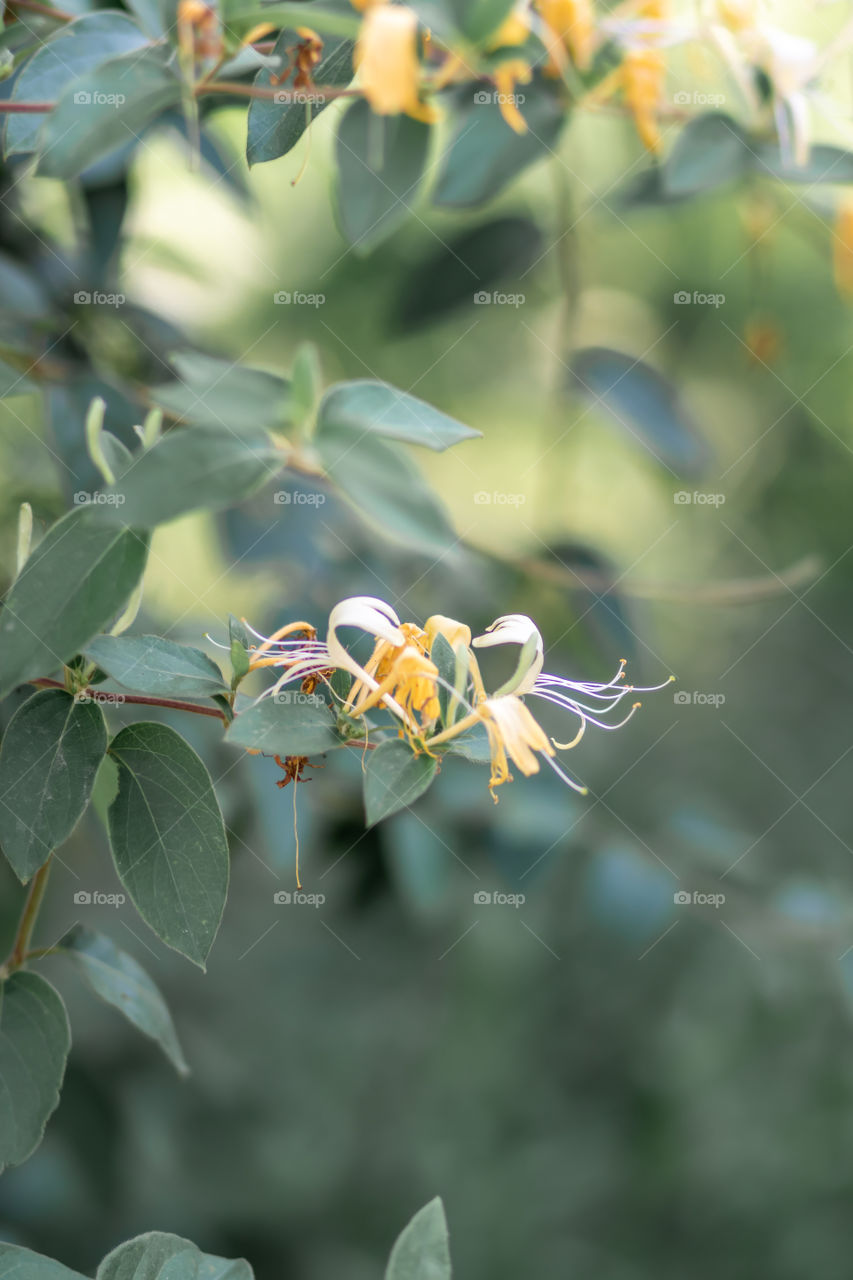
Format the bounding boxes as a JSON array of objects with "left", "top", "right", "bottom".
[
  {"left": 364, "top": 739, "right": 438, "bottom": 827},
  {"left": 384, "top": 1197, "right": 451, "bottom": 1280},
  {"left": 0, "top": 972, "right": 70, "bottom": 1174},
  {"left": 58, "top": 924, "right": 188, "bottom": 1075},
  {"left": 96, "top": 1233, "right": 253, "bottom": 1280},
  {"left": 84, "top": 635, "right": 227, "bottom": 700},
  {"left": 335, "top": 99, "right": 431, "bottom": 253},
  {"left": 227, "top": 694, "right": 338, "bottom": 757},
  {"left": 317, "top": 380, "right": 480, "bottom": 452},
  {"left": 107, "top": 723, "right": 229, "bottom": 968},
  {"left": 0, "top": 689, "right": 107, "bottom": 883},
  {"left": 0, "top": 507, "right": 148, "bottom": 700}
]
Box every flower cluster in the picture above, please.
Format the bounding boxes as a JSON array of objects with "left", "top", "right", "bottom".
[{"left": 241, "top": 597, "right": 673, "bottom": 799}]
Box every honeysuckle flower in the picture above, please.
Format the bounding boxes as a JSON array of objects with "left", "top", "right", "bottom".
[
  {"left": 535, "top": 0, "right": 596, "bottom": 72},
  {"left": 236, "top": 595, "right": 671, "bottom": 800},
  {"left": 493, "top": 58, "right": 532, "bottom": 133},
  {"left": 354, "top": 2, "right": 439, "bottom": 122}
]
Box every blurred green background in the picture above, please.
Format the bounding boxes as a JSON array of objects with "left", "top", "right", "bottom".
[{"left": 3, "top": 71, "right": 853, "bottom": 1280}]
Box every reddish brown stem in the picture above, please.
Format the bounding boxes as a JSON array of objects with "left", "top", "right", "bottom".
[{"left": 30, "top": 678, "right": 228, "bottom": 722}]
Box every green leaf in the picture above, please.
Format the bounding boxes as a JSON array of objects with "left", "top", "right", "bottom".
[
  {"left": 0, "top": 508, "right": 148, "bottom": 700},
  {"left": 227, "top": 694, "right": 337, "bottom": 757},
  {"left": 96, "top": 1232, "right": 253, "bottom": 1280},
  {"left": 37, "top": 45, "right": 183, "bottom": 180},
  {"left": 0, "top": 689, "right": 107, "bottom": 883},
  {"left": 95, "top": 425, "right": 282, "bottom": 527},
  {"left": 317, "top": 380, "right": 480, "bottom": 452},
  {"left": 0, "top": 1243, "right": 86, "bottom": 1280},
  {"left": 569, "top": 347, "right": 708, "bottom": 476},
  {"left": 662, "top": 113, "right": 752, "bottom": 197},
  {"left": 291, "top": 343, "right": 323, "bottom": 428},
  {"left": 225, "top": 0, "right": 359, "bottom": 41},
  {"left": 0, "top": 972, "right": 70, "bottom": 1174},
  {"left": 385, "top": 1197, "right": 451, "bottom": 1280},
  {"left": 364, "top": 739, "right": 438, "bottom": 827},
  {"left": 246, "top": 29, "right": 354, "bottom": 165},
  {"left": 434, "top": 80, "right": 565, "bottom": 208},
  {"left": 152, "top": 353, "right": 293, "bottom": 431},
  {"left": 57, "top": 924, "right": 188, "bottom": 1075},
  {"left": 4, "top": 12, "right": 146, "bottom": 157},
  {"left": 335, "top": 100, "right": 431, "bottom": 253},
  {"left": 84, "top": 635, "right": 227, "bottom": 700},
  {"left": 316, "top": 426, "right": 456, "bottom": 553},
  {"left": 0, "top": 356, "right": 34, "bottom": 398},
  {"left": 443, "top": 722, "right": 490, "bottom": 763},
  {"left": 752, "top": 141, "right": 853, "bottom": 184},
  {"left": 450, "top": 0, "right": 515, "bottom": 43},
  {"left": 107, "top": 723, "right": 229, "bottom": 968}
]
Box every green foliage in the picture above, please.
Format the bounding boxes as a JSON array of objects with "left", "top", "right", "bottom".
[
  {"left": 335, "top": 101, "right": 432, "bottom": 252},
  {"left": 317, "top": 381, "right": 480, "bottom": 451},
  {"left": 84, "top": 635, "right": 227, "bottom": 700},
  {"left": 364, "top": 739, "right": 439, "bottom": 826},
  {"left": 385, "top": 1198, "right": 451, "bottom": 1280},
  {"left": 246, "top": 30, "right": 354, "bottom": 165},
  {"left": 0, "top": 511, "right": 148, "bottom": 699},
  {"left": 57, "top": 925, "right": 188, "bottom": 1075},
  {"left": 226, "top": 694, "right": 338, "bottom": 756},
  {"left": 107, "top": 723, "right": 229, "bottom": 968},
  {"left": 0, "top": 690, "right": 107, "bottom": 883},
  {"left": 0, "top": 972, "right": 70, "bottom": 1174}
]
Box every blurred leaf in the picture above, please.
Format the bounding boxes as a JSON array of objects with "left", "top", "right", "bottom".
[
  {"left": 246, "top": 29, "right": 354, "bottom": 165},
  {"left": 335, "top": 100, "right": 431, "bottom": 252},
  {"left": 0, "top": 689, "right": 107, "bottom": 883},
  {"left": 317, "top": 380, "right": 480, "bottom": 451},
  {"left": 96, "top": 1233, "right": 253, "bottom": 1280},
  {"left": 0, "top": 509, "right": 148, "bottom": 699},
  {"left": 434, "top": 80, "right": 565, "bottom": 208},
  {"left": 57, "top": 924, "right": 189, "bottom": 1075},
  {"left": 4, "top": 12, "right": 146, "bottom": 156},
  {"left": 0, "top": 1243, "right": 85, "bottom": 1280},
  {"left": 227, "top": 695, "right": 338, "bottom": 756},
  {"left": 662, "top": 113, "right": 752, "bottom": 197},
  {"left": 225, "top": 0, "right": 359, "bottom": 40},
  {"left": 364, "top": 739, "right": 438, "bottom": 826},
  {"left": 290, "top": 342, "right": 324, "bottom": 427},
  {"left": 107, "top": 723, "right": 229, "bottom": 968},
  {"left": 0, "top": 355, "right": 34, "bottom": 397},
  {"left": 0, "top": 972, "right": 70, "bottom": 1174},
  {"left": 84, "top": 635, "right": 227, "bottom": 699},
  {"left": 443, "top": 722, "right": 490, "bottom": 763},
  {"left": 124, "top": 0, "right": 167, "bottom": 39},
  {"left": 152, "top": 352, "right": 293, "bottom": 430},
  {"left": 753, "top": 141, "right": 853, "bottom": 184},
  {"left": 392, "top": 216, "right": 544, "bottom": 329},
  {"left": 96, "top": 426, "right": 282, "bottom": 526},
  {"left": 450, "top": 0, "right": 515, "bottom": 42},
  {"left": 570, "top": 347, "right": 707, "bottom": 475},
  {"left": 316, "top": 426, "right": 456, "bottom": 553},
  {"left": 37, "top": 46, "right": 182, "bottom": 181},
  {"left": 384, "top": 1197, "right": 451, "bottom": 1280}
]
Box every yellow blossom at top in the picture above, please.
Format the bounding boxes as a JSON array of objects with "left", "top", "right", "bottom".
[
  {"left": 355, "top": 2, "right": 438, "bottom": 121},
  {"left": 536, "top": 0, "right": 595, "bottom": 72}
]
